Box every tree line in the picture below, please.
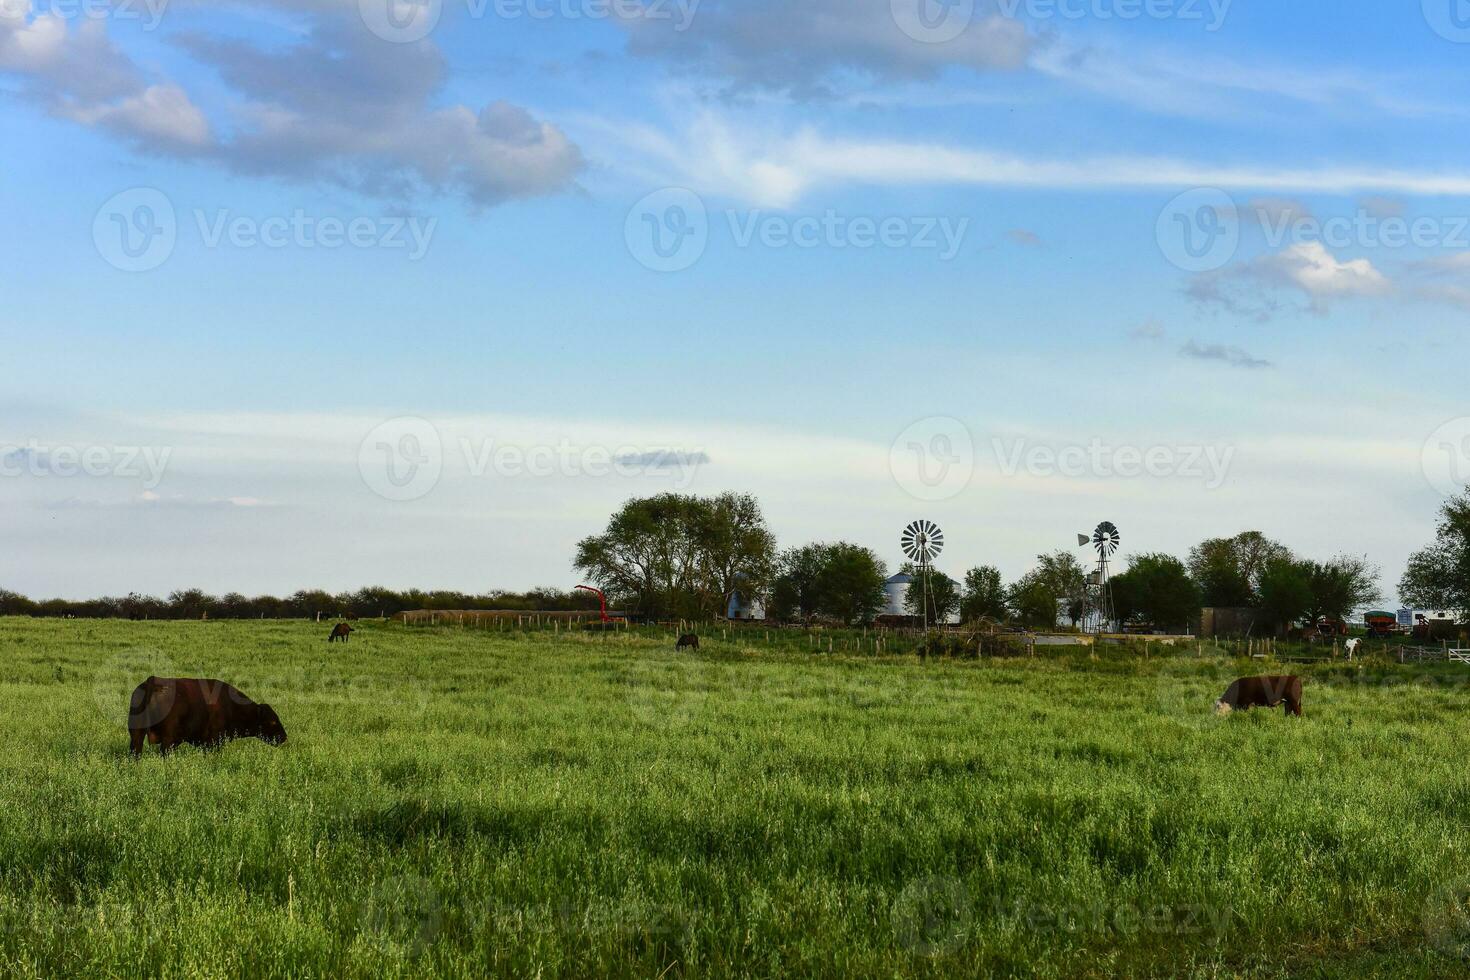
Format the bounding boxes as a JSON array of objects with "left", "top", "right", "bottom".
[
  {"left": 575, "top": 493, "right": 1406, "bottom": 633},
  {"left": 8, "top": 488, "right": 1466, "bottom": 629},
  {"left": 0, "top": 586, "right": 599, "bottom": 621}
]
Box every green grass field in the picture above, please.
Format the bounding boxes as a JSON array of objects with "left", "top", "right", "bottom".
[{"left": 2, "top": 617, "right": 1469, "bottom": 978}]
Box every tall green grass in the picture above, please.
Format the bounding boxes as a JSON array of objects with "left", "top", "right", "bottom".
[{"left": 0, "top": 617, "right": 1467, "bottom": 977}]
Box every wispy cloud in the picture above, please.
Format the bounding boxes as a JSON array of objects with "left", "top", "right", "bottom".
[
  {"left": 597, "top": 111, "right": 1470, "bottom": 207},
  {"left": 1179, "top": 340, "right": 1272, "bottom": 370}
]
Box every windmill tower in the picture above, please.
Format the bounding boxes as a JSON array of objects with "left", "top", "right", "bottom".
[
  {"left": 1078, "top": 521, "right": 1119, "bottom": 632},
  {"left": 901, "top": 519, "right": 944, "bottom": 632}
]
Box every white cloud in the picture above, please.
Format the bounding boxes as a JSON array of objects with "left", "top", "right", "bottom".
[
  {"left": 594, "top": 111, "right": 1470, "bottom": 208},
  {"left": 1189, "top": 242, "right": 1390, "bottom": 318},
  {"left": 0, "top": 4, "right": 582, "bottom": 207},
  {"left": 64, "top": 83, "right": 212, "bottom": 150},
  {"left": 1268, "top": 241, "right": 1389, "bottom": 300}
]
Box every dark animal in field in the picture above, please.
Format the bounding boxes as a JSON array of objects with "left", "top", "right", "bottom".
[
  {"left": 128, "top": 676, "right": 287, "bottom": 757},
  {"left": 328, "top": 622, "right": 354, "bottom": 643},
  {"left": 676, "top": 633, "right": 699, "bottom": 650},
  {"left": 1216, "top": 675, "right": 1303, "bottom": 717}
]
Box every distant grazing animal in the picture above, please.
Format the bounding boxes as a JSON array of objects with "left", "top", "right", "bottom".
[
  {"left": 328, "top": 622, "right": 354, "bottom": 643},
  {"left": 676, "top": 633, "right": 699, "bottom": 651},
  {"left": 1216, "top": 675, "right": 1303, "bottom": 717},
  {"left": 128, "top": 676, "right": 287, "bottom": 757},
  {"left": 1344, "top": 638, "right": 1361, "bottom": 659}
]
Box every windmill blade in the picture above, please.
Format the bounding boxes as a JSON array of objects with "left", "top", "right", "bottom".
[
  {"left": 901, "top": 519, "right": 945, "bottom": 562},
  {"left": 1091, "top": 521, "right": 1121, "bottom": 556}
]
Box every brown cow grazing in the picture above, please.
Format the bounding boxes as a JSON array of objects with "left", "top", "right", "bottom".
[
  {"left": 128, "top": 676, "right": 287, "bottom": 757},
  {"left": 1216, "top": 675, "right": 1303, "bottom": 717},
  {"left": 328, "top": 622, "right": 353, "bottom": 643},
  {"left": 676, "top": 633, "right": 699, "bottom": 651}
]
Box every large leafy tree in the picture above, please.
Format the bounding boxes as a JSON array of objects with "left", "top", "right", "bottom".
[
  {"left": 959, "top": 565, "right": 1008, "bottom": 623},
  {"left": 574, "top": 493, "right": 777, "bottom": 620},
  {"left": 1401, "top": 492, "right": 1470, "bottom": 613},
  {"left": 817, "top": 543, "right": 890, "bottom": 625},
  {"left": 696, "top": 492, "right": 778, "bottom": 613},
  {"left": 1188, "top": 531, "right": 1291, "bottom": 606},
  {"left": 1006, "top": 571, "right": 1059, "bottom": 629},
  {"left": 900, "top": 562, "right": 960, "bottom": 623},
  {"left": 1257, "top": 558, "right": 1314, "bottom": 633},
  {"left": 1304, "top": 555, "right": 1381, "bottom": 625},
  {"left": 769, "top": 542, "right": 888, "bottom": 625},
  {"left": 768, "top": 544, "right": 827, "bottom": 621},
  {"left": 1110, "top": 553, "right": 1202, "bottom": 632},
  {"left": 1033, "top": 551, "right": 1088, "bottom": 626}
]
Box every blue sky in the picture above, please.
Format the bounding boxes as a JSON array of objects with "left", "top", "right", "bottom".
[{"left": 2, "top": 0, "right": 1469, "bottom": 601}]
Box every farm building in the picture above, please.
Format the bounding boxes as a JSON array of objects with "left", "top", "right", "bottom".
[
  {"left": 882, "top": 573, "right": 913, "bottom": 617},
  {"left": 726, "top": 591, "right": 764, "bottom": 621}
]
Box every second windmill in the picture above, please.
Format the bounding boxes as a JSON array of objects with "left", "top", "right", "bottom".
[{"left": 901, "top": 519, "right": 945, "bottom": 633}]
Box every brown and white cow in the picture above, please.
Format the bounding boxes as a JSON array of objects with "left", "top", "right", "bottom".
[{"left": 1216, "top": 675, "right": 1304, "bottom": 717}]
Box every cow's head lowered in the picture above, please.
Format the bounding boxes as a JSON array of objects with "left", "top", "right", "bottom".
[{"left": 253, "top": 703, "right": 288, "bottom": 745}]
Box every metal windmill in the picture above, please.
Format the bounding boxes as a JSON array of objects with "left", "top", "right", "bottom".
[
  {"left": 1077, "top": 521, "right": 1120, "bottom": 631},
  {"left": 901, "top": 519, "right": 944, "bottom": 632}
]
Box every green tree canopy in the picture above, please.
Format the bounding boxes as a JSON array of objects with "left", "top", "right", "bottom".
[
  {"left": 959, "top": 565, "right": 1008, "bottom": 623},
  {"left": 1006, "top": 571, "right": 1059, "bottom": 629},
  {"left": 770, "top": 542, "right": 888, "bottom": 625},
  {"left": 1257, "top": 558, "right": 1314, "bottom": 633},
  {"left": 1401, "top": 492, "right": 1470, "bottom": 614},
  {"left": 1110, "top": 553, "right": 1202, "bottom": 632},
  {"left": 1033, "top": 551, "right": 1088, "bottom": 626},
  {"left": 1187, "top": 531, "right": 1291, "bottom": 606},
  {"left": 574, "top": 492, "right": 777, "bottom": 620},
  {"left": 900, "top": 563, "right": 960, "bottom": 624},
  {"left": 1303, "top": 555, "right": 1381, "bottom": 625}
]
